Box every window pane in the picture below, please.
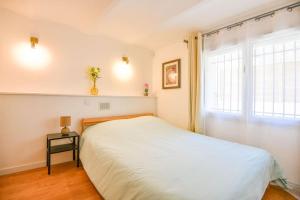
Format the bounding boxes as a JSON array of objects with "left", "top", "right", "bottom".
[
  {"left": 205, "top": 46, "right": 243, "bottom": 113},
  {"left": 252, "top": 33, "right": 300, "bottom": 119}
]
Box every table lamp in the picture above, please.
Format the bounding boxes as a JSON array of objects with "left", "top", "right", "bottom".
[{"left": 60, "top": 116, "right": 71, "bottom": 135}]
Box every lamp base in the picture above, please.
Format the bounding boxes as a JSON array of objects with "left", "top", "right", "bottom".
[{"left": 61, "top": 127, "right": 70, "bottom": 136}]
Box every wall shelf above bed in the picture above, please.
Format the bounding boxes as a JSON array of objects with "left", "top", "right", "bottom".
[{"left": 0, "top": 92, "right": 156, "bottom": 98}]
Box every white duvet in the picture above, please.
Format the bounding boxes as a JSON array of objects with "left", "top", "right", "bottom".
[{"left": 80, "top": 116, "right": 283, "bottom": 200}]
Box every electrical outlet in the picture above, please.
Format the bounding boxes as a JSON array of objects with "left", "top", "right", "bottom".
[{"left": 99, "top": 102, "right": 110, "bottom": 111}]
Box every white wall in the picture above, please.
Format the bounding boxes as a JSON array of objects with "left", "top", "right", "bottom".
[
  {"left": 0, "top": 94, "right": 156, "bottom": 175},
  {"left": 152, "top": 42, "right": 189, "bottom": 129},
  {"left": 0, "top": 8, "right": 153, "bottom": 96},
  {"left": 0, "top": 8, "right": 156, "bottom": 175}
]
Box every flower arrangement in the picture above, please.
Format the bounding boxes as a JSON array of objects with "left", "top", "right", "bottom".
[
  {"left": 88, "top": 66, "right": 101, "bottom": 95},
  {"left": 88, "top": 67, "right": 100, "bottom": 80},
  {"left": 144, "top": 83, "right": 149, "bottom": 96}
]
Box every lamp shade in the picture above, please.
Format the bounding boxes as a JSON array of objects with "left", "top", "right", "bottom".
[{"left": 60, "top": 116, "right": 71, "bottom": 127}]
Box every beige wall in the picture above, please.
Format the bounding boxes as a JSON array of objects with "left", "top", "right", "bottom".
[
  {"left": 0, "top": 94, "right": 156, "bottom": 175},
  {"left": 0, "top": 8, "right": 153, "bottom": 96},
  {"left": 152, "top": 42, "right": 189, "bottom": 129},
  {"left": 0, "top": 8, "right": 156, "bottom": 175}
]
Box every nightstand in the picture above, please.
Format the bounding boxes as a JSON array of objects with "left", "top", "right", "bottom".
[{"left": 46, "top": 131, "right": 80, "bottom": 175}]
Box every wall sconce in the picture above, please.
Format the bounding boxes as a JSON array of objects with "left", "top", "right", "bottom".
[
  {"left": 122, "top": 56, "right": 129, "bottom": 64},
  {"left": 30, "top": 36, "right": 39, "bottom": 48},
  {"left": 12, "top": 36, "right": 51, "bottom": 69},
  {"left": 113, "top": 56, "right": 133, "bottom": 81}
]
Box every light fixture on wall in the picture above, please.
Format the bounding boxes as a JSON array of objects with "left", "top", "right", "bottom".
[
  {"left": 30, "top": 36, "right": 39, "bottom": 48},
  {"left": 13, "top": 36, "right": 51, "bottom": 69},
  {"left": 122, "top": 56, "right": 129, "bottom": 64},
  {"left": 113, "top": 56, "right": 133, "bottom": 81}
]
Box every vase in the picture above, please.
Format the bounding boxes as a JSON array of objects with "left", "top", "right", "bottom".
[
  {"left": 90, "top": 80, "right": 99, "bottom": 96},
  {"left": 144, "top": 89, "right": 148, "bottom": 96}
]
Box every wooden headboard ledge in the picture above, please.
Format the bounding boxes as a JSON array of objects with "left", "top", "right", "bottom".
[{"left": 81, "top": 113, "right": 154, "bottom": 133}]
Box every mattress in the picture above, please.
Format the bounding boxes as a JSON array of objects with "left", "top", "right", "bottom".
[{"left": 80, "top": 116, "right": 283, "bottom": 200}]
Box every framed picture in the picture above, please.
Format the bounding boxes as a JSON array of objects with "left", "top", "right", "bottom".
[{"left": 162, "top": 59, "right": 181, "bottom": 89}]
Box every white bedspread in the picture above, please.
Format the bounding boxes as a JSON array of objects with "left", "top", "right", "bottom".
[{"left": 80, "top": 116, "right": 283, "bottom": 200}]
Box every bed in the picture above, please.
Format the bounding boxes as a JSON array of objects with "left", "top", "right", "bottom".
[{"left": 80, "top": 114, "right": 283, "bottom": 200}]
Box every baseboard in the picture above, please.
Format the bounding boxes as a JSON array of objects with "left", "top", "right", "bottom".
[
  {"left": 0, "top": 161, "right": 45, "bottom": 175},
  {"left": 0, "top": 158, "right": 73, "bottom": 176},
  {"left": 286, "top": 181, "right": 300, "bottom": 199}
]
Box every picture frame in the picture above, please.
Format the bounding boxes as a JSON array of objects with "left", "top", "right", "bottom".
[{"left": 162, "top": 59, "right": 181, "bottom": 89}]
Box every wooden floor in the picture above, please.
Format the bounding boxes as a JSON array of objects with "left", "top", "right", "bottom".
[{"left": 0, "top": 162, "right": 296, "bottom": 200}]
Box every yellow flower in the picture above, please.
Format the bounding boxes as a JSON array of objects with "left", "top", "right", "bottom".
[{"left": 88, "top": 66, "right": 101, "bottom": 81}]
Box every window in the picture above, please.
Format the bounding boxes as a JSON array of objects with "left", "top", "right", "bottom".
[
  {"left": 205, "top": 47, "right": 243, "bottom": 113},
  {"left": 252, "top": 34, "right": 300, "bottom": 119},
  {"left": 204, "top": 31, "right": 300, "bottom": 120}
]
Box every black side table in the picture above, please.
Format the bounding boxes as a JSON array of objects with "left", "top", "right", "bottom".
[{"left": 46, "top": 131, "right": 80, "bottom": 175}]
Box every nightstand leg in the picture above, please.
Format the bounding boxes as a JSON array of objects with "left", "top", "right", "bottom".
[
  {"left": 46, "top": 140, "right": 49, "bottom": 167},
  {"left": 73, "top": 137, "right": 75, "bottom": 161},
  {"left": 48, "top": 140, "right": 51, "bottom": 175},
  {"left": 48, "top": 157, "right": 50, "bottom": 174},
  {"left": 77, "top": 136, "right": 80, "bottom": 167}
]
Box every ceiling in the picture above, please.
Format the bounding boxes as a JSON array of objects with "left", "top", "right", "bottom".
[{"left": 0, "top": 0, "right": 297, "bottom": 50}]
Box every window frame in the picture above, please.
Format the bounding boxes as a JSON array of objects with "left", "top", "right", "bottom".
[
  {"left": 203, "top": 30, "right": 300, "bottom": 122},
  {"left": 249, "top": 32, "right": 300, "bottom": 121},
  {"left": 204, "top": 44, "right": 245, "bottom": 116}
]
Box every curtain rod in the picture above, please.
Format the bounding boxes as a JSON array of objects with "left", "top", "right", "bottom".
[
  {"left": 183, "top": 36, "right": 198, "bottom": 44},
  {"left": 202, "top": 1, "right": 300, "bottom": 37}
]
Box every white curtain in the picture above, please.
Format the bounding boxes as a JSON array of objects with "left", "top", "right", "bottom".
[
  {"left": 204, "top": 8, "right": 300, "bottom": 51},
  {"left": 202, "top": 7, "right": 300, "bottom": 186}
]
